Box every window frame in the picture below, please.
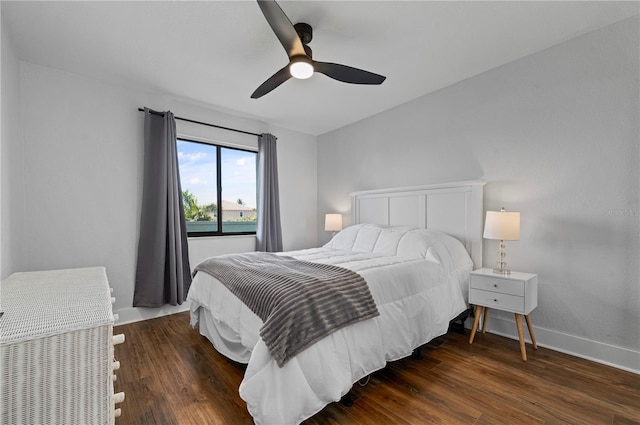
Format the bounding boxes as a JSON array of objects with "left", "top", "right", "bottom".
[{"left": 178, "top": 137, "right": 258, "bottom": 238}]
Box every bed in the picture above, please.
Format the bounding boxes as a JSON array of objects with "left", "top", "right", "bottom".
[{"left": 187, "top": 181, "right": 485, "bottom": 424}]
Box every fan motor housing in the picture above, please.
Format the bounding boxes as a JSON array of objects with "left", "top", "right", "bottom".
[{"left": 294, "top": 23, "right": 313, "bottom": 45}]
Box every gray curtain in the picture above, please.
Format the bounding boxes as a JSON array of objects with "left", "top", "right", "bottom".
[
  {"left": 133, "top": 108, "right": 191, "bottom": 307},
  {"left": 256, "top": 133, "right": 283, "bottom": 252}
]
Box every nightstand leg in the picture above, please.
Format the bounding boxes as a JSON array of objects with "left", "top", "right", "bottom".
[
  {"left": 482, "top": 307, "right": 490, "bottom": 334},
  {"left": 525, "top": 314, "right": 537, "bottom": 349},
  {"left": 469, "top": 306, "right": 483, "bottom": 344},
  {"left": 515, "top": 314, "right": 527, "bottom": 361}
]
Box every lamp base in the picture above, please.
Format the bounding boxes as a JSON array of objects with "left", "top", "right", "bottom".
[{"left": 493, "top": 240, "right": 511, "bottom": 275}]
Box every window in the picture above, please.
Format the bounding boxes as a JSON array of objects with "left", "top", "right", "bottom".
[{"left": 177, "top": 138, "right": 258, "bottom": 236}]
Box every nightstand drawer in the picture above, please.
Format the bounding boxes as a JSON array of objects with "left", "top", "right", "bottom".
[
  {"left": 470, "top": 275, "right": 524, "bottom": 296},
  {"left": 469, "top": 288, "right": 524, "bottom": 313}
]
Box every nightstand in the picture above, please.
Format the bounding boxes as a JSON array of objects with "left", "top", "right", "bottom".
[{"left": 468, "top": 268, "right": 538, "bottom": 361}]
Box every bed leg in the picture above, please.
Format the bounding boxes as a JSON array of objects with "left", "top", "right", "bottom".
[
  {"left": 340, "top": 392, "right": 354, "bottom": 407},
  {"left": 449, "top": 307, "right": 473, "bottom": 334},
  {"left": 411, "top": 346, "right": 423, "bottom": 359}
]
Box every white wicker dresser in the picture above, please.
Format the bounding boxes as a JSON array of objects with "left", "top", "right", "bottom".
[{"left": 0, "top": 267, "right": 125, "bottom": 425}]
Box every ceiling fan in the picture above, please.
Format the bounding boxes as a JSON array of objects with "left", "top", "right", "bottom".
[{"left": 251, "top": 0, "right": 386, "bottom": 99}]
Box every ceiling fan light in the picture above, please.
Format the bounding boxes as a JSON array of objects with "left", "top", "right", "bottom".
[{"left": 289, "top": 56, "right": 314, "bottom": 79}]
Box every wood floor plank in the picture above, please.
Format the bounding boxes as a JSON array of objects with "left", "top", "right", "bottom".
[
  {"left": 612, "top": 413, "right": 640, "bottom": 425},
  {"left": 371, "top": 360, "right": 483, "bottom": 423},
  {"left": 114, "top": 312, "right": 640, "bottom": 424},
  {"left": 431, "top": 334, "right": 624, "bottom": 424}
]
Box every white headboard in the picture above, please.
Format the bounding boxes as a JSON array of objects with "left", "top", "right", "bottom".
[{"left": 350, "top": 180, "right": 485, "bottom": 268}]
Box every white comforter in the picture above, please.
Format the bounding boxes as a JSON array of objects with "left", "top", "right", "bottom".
[{"left": 188, "top": 246, "right": 469, "bottom": 425}]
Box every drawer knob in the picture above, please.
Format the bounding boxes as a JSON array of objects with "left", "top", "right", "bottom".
[
  {"left": 493, "top": 284, "right": 497, "bottom": 288},
  {"left": 494, "top": 299, "right": 498, "bottom": 302}
]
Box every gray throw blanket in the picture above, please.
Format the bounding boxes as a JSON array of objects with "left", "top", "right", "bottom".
[{"left": 193, "top": 252, "right": 379, "bottom": 367}]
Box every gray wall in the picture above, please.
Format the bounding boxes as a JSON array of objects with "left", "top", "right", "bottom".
[
  {"left": 1, "top": 19, "right": 24, "bottom": 279},
  {"left": 318, "top": 17, "right": 639, "bottom": 369},
  {"left": 6, "top": 59, "right": 318, "bottom": 322}
]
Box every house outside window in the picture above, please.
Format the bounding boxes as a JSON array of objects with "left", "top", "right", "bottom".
[{"left": 177, "top": 138, "right": 257, "bottom": 236}]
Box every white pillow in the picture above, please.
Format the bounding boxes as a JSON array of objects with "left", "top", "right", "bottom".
[
  {"left": 397, "top": 228, "right": 472, "bottom": 272},
  {"left": 325, "top": 224, "right": 472, "bottom": 272},
  {"left": 324, "top": 224, "right": 365, "bottom": 251}
]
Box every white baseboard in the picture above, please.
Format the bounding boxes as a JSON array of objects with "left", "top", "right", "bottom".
[
  {"left": 113, "top": 302, "right": 191, "bottom": 326},
  {"left": 471, "top": 315, "right": 640, "bottom": 375}
]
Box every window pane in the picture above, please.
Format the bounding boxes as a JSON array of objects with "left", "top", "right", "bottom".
[
  {"left": 221, "top": 147, "right": 257, "bottom": 233},
  {"left": 177, "top": 140, "right": 218, "bottom": 233}
]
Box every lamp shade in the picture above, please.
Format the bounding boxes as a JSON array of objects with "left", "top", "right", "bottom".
[
  {"left": 483, "top": 210, "right": 520, "bottom": 241},
  {"left": 324, "top": 214, "right": 343, "bottom": 232}
]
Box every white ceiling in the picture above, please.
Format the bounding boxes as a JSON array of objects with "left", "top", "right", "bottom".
[{"left": 2, "top": 1, "right": 638, "bottom": 136}]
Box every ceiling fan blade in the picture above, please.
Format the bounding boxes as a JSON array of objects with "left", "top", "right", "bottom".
[
  {"left": 314, "top": 62, "right": 386, "bottom": 85},
  {"left": 251, "top": 65, "right": 292, "bottom": 99},
  {"left": 257, "top": 0, "right": 306, "bottom": 58}
]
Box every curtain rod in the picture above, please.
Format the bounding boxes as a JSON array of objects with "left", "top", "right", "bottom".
[{"left": 138, "top": 107, "right": 260, "bottom": 137}]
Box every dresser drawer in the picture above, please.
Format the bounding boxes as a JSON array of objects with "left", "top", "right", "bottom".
[
  {"left": 469, "top": 288, "right": 525, "bottom": 313},
  {"left": 471, "top": 275, "right": 524, "bottom": 296}
]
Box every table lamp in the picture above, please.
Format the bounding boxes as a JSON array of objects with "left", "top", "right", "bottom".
[
  {"left": 324, "top": 213, "right": 343, "bottom": 237},
  {"left": 483, "top": 208, "right": 520, "bottom": 274}
]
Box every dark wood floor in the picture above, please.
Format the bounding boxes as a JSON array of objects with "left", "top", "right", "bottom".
[{"left": 114, "top": 312, "right": 639, "bottom": 424}]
